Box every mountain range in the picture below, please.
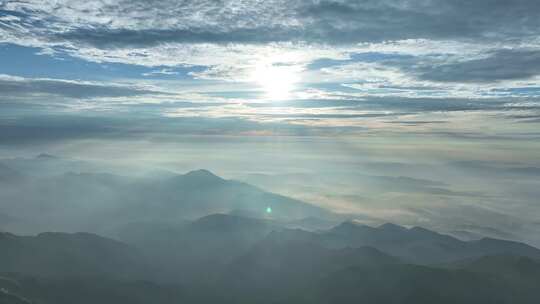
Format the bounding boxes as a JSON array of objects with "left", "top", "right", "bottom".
[
  {"left": 1, "top": 213, "right": 540, "bottom": 303},
  {"left": 1, "top": 156, "right": 540, "bottom": 303},
  {"left": 0, "top": 158, "right": 334, "bottom": 234}
]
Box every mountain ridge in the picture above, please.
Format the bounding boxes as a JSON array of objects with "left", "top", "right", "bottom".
[{"left": 2, "top": 214, "right": 540, "bottom": 304}]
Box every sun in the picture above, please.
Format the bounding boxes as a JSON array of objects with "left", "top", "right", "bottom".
[{"left": 251, "top": 62, "right": 300, "bottom": 100}]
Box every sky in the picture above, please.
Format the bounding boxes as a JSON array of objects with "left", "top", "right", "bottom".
[{"left": 1, "top": 1, "right": 540, "bottom": 244}]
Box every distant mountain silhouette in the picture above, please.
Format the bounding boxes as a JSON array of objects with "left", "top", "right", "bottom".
[
  {"left": 0, "top": 154, "right": 88, "bottom": 179},
  {"left": 177, "top": 168, "right": 224, "bottom": 182},
  {"left": 267, "top": 221, "right": 540, "bottom": 264},
  {"left": 0, "top": 168, "right": 334, "bottom": 234},
  {"left": 220, "top": 238, "right": 399, "bottom": 303},
  {"left": 451, "top": 254, "right": 540, "bottom": 279},
  {"left": 1, "top": 214, "right": 540, "bottom": 303},
  {"left": 216, "top": 220, "right": 540, "bottom": 304},
  {"left": 150, "top": 169, "right": 332, "bottom": 220},
  {"left": 0, "top": 232, "right": 147, "bottom": 279},
  {"left": 114, "top": 214, "right": 280, "bottom": 284},
  {"left": 315, "top": 263, "right": 507, "bottom": 304},
  {"left": 2, "top": 155, "right": 540, "bottom": 303},
  {"left": 0, "top": 275, "right": 187, "bottom": 304}
]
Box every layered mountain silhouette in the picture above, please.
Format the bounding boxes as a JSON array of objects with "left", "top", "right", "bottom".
[
  {"left": 1, "top": 213, "right": 540, "bottom": 303},
  {"left": 0, "top": 275, "right": 187, "bottom": 304},
  {"left": 0, "top": 232, "right": 147, "bottom": 279},
  {"left": 148, "top": 169, "right": 331, "bottom": 220},
  {"left": 112, "top": 214, "right": 280, "bottom": 284},
  {"left": 318, "top": 221, "right": 540, "bottom": 263},
  {"left": 0, "top": 162, "right": 333, "bottom": 234},
  {"left": 223, "top": 220, "right": 540, "bottom": 264},
  {"left": 1, "top": 157, "right": 540, "bottom": 303}
]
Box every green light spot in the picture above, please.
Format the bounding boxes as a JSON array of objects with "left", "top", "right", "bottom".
[{"left": 266, "top": 207, "right": 272, "bottom": 214}]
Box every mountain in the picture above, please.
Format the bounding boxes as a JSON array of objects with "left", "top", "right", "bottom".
[
  {"left": 261, "top": 221, "right": 540, "bottom": 264},
  {"left": 0, "top": 232, "right": 147, "bottom": 279},
  {"left": 218, "top": 227, "right": 540, "bottom": 304},
  {"left": 314, "top": 263, "right": 509, "bottom": 304},
  {"left": 2, "top": 217, "right": 540, "bottom": 303},
  {"left": 448, "top": 253, "right": 540, "bottom": 297},
  {"left": 451, "top": 254, "right": 540, "bottom": 276},
  {"left": 147, "top": 169, "right": 332, "bottom": 220},
  {"left": 176, "top": 214, "right": 279, "bottom": 267},
  {"left": 115, "top": 214, "right": 281, "bottom": 285},
  {"left": 448, "top": 225, "right": 522, "bottom": 241},
  {"left": 327, "top": 222, "right": 540, "bottom": 263},
  {"left": 220, "top": 235, "right": 399, "bottom": 304},
  {"left": 0, "top": 274, "right": 189, "bottom": 304},
  {"left": 0, "top": 168, "right": 333, "bottom": 234},
  {"left": 170, "top": 169, "right": 225, "bottom": 186}
]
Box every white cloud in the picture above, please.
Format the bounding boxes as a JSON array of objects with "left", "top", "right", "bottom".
[{"left": 3, "top": 0, "right": 540, "bottom": 100}]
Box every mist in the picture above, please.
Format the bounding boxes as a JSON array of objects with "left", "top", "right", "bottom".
[{"left": 2, "top": 0, "right": 540, "bottom": 303}]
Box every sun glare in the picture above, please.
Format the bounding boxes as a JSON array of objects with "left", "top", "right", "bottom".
[{"left": 251, "top": 62, "right": 300, "bottom": 100}]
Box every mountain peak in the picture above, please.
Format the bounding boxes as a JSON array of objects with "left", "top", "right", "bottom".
[
  {"left": 331, "top": 221, "right": 373, "bottom": 234},
  {"left": 378, "top": 223, "right": 407, "bottom": 232},
  {"left": 184, "top": 169, "right": 222, "bottom": 180},
  {"left": 409, "top": 226, "right": 438, "bottom": 234},
  {"left": 171, "top": 169, "right": 225, "bottom": 187}
]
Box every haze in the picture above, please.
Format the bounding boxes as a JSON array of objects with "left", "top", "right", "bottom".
[{"left": 1, "top": 1, "right": 540, "bottom": 303}]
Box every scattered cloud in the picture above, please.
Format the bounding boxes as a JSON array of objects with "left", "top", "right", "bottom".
[
  {"left": 2, "top": 0, "right": 540, "bottom": 99},
  {"left": 415, "top": 49, "right": 540, "bottom": 83},
  {"left": 0, "top": 74, "right": 166, "bottom": 100}
]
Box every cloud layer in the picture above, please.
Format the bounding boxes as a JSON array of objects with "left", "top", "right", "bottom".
[
  {"left": 3, "top": 0, "right": 540, "bottom": 92},
  {"left": 4, "top": 0, "right": 540, "bottom": 46},
  {"left": 1, "top": 0, "right": 540, "bottom": 244}
]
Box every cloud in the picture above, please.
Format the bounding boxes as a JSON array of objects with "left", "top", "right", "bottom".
[
  {"left": 416, "top": 49, "right": 540, "bottom": 83},
  {"left": 384, "top": 120, "right": 447, "bottom": 126},
  {"left": 141, "top": 68, "right": 179, "bottom": 77},
  {"left": 0, "top": 112, "right": 361, "bottom": 146},
  {"left": 450, "top": 160, "right": 540, "bottom": 178},
  {"left": 299, "top": 0, "right": 540, "bottom": 43},
  {"left": 361, "top": 175, "right": 485, "bottom": 198},
  {"left": 315, "top": 54, "right": 540, "bottom": 98},
  {"left": 245, "top": 94, "right": 536, "bottom": 112},
  {"left": 1, "top": 1, "right": 540, "bottom": 128},
  {"left": 3, "top": 0, "right": 540, "bottom": 100},
  {"left": 0, "top": 74, "right": 164, "bottom": 100},
  {"left": 4, "top": 0, "right": 540, "bottom": 48},
  {"left": 54, "top": 27, "right": 297, "bottom": 48}
]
